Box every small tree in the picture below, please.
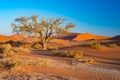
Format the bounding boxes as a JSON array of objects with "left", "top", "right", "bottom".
[{"left": 11, "top": 15, "right": 75, "bottom": 50}]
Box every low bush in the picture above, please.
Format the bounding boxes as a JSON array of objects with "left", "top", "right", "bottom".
[
  {"left": 107, "top": 43, "right": 119, "bottom": 48},
  {"left": 84, "top": 58, "right": 93, "bottom": 64},
  {"left": 13, "top": 47, "right": 30, "bottom": 53},
  {"left": 1, "top": 44, "right": 15, "bottom": 58},
  {"left": 3, "top": 50, "right": 14, "bottom": 58},
  {"left": 23, "top": 59, "right": 51, "bottom": 67},
  {"left": 40, "top": 60, "right": 51, "bottom": 67},
  {"left": 54, "top": 51, "right": 83, "bottom": 58},
  {"left": 90, "top": 43, "right": 101, "bottom": 49},
  {"left": 0, "top": 59, "right": 22, "bottom": 69},
  {"left": 26, "top": 60, "right": 40, "bottom": 65}
]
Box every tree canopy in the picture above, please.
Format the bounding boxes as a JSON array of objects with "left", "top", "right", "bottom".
[{"left": 11, "top": 15, "right": 75, "bottom": 49}]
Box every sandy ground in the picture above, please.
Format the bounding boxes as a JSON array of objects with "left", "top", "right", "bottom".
[
  {"left": 0, "top": 44, "right": 120, "bottom": 80},
  {"left": 61, "top": 46, "right": 120, "bottom": 69}
]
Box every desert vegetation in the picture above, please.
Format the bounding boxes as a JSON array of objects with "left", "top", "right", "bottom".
[
  {"left": 90, "top": 42, "right": 101, "bottom": 49},
  {"left": 54, "top": 50, "right": 83, "bottom": 58},
  {"left": 107, "top": 43, "right": 119, "bottom": 48}
]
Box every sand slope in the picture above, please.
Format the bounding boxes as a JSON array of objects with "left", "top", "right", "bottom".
[{"left": 73, "top": 33, "right": 108, "bottom": 41}]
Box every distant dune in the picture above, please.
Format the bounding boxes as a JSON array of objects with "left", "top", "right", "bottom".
[
  {"left": 61, "top": 32, "right": 80, "bottom": 40},
  {"left": 9, "top": 34, "right": 25, "bottom": 41},
  {"left": 110, "top": 35, "right": 120, "bottom": 40},
  {"left": 73, "top": 32, "right": 109, "bottom": 41},
  {"left": 0, "top": 35, "right": 9, "bottom": 42},
  {"left": 1, "top": 33, "right": 120, "bottom": 43}
]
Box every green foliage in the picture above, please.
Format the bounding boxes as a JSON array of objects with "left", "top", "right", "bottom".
[
  {"left": 107, "top": 43, "right": 119, "bottom": 48},
  {"left": 0, "top": 59, "right": 22, "bottom": 69},
  {"left": 54, "top": 51, "right": 83, "bottom": 58},
  {"left": 90, "top": 43, "right": 101, "bottom": 49}
]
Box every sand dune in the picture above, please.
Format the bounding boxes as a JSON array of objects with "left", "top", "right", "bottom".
[
  {"left": 110, "top": 35, "right": 120, "bottom": 40},
  {"left": 73, "top": 32, "right": 109, "bottom": 41},
  {"left": 0, "top": 35, "right": 9, "bottom": 42},
  {"left": 9, "top": 34, "right": 25, "bottom": 41}
]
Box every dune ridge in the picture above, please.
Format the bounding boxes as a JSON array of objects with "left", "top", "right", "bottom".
[{"left": 73, "top": 32, "right": 109, "bottom": 41}]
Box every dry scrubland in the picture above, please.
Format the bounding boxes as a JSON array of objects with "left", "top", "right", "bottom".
[{"left": 0, "top": 33, "right": 120, "bottom": 80}]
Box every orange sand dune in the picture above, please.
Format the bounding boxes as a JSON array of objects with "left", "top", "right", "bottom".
[
  {"left": 23, "top": 37, "right": 40, "bottom": 43},
  {"left": 0, "top": 35, "right": 9, "bottom": 42},
  {"left": 9, "top": 34, "right": 25, "bottom": 41},
  {"left": 73, "top": 32, "right": 109, "bottom": 41}
]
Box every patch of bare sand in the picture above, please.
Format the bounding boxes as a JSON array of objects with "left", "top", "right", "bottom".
[
  {"left": 0, "top": 65, "right": 115, "bottom": 80},
  {"left": 9, "top": 55, "right": 120, "bottom": 80}
]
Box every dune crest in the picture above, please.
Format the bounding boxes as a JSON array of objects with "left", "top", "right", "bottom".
[{"left": 73, "top": 32, "right": 109, "bottom": 41}]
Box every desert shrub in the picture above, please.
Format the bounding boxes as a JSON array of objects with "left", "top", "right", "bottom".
[
  {"left": 13, "top": 47, "right": 30, "bottom": 53},
  {"left": 1, "top": 44, "right": 15, "bottom": 58},
  {"left": 54, "top": 51, "right": 83, "bottom": 58},
  {"left": 0, "top": 59, "right": 22, "bottom": 69},
  {"left": 40, "top": 60, "right": 51, "bottom": 67},
  {"left": 2, "top": 44, "right": 12, "bottom": 50},
  {"left": 23, "top": 59, "right": 51, "bottom": 67},
  {"left": 90, "top": 43, "right": 101, "bottom": 49},
  {"left": 107, "top": 43, "right": 119, "bottom": 48},
  {"left": 26, "top": 60, "right": 40, "bottom": 65},
  {"left": 3, "top": 50, "right": 14, "bottom": 58},
  {"left": 84, "top": 58, "right": 93, "bottom": 64}
]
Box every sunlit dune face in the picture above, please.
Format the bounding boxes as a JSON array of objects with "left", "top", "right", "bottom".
[
  {"left": 23, "top": 37, "right": 40, "bottom": 43},
  {"left": 73, "top": 33, "right": 109, "bottom": 41},
  {"left": 0, "top": 35, "right": 9, "bottom": 42},
  {"left": 9, "top": 34, "right": 25, "bottom": 41}
]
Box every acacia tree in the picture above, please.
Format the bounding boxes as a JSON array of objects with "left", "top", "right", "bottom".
[{"left": 11, "top": 15, "right": 75, "bottom": 50}]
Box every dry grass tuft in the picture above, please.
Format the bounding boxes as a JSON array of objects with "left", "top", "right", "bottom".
[
  {"left": 1, "top": 44, "right": 15, "bottom": 58},
  {"left": 0, "top": 58, "right": 22, "bottom": 69},
  {"left": 13, "top": 47, "right": 30, "bottom": 53},
  {"left": 54, "top": 51, "right": 83, "bottom": 58},
  {"left": 107, "top": 43, "right": 119, "bottom": 48}
]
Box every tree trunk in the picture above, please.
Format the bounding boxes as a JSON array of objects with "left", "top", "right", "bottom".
[{"left": 41, "top": 42, "right": 47, "bottom": 50}]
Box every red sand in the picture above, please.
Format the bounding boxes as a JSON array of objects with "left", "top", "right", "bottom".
[
  {"left": 73, "top": 33, "right": 108, "bottom": 41},
  {"left": 0, "top": 35, "right": 9, "bottom": 42}
]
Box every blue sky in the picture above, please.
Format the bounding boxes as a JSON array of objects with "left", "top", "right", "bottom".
[{"left": 0, "top": 0, "right": 120, "bottom": 36}]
